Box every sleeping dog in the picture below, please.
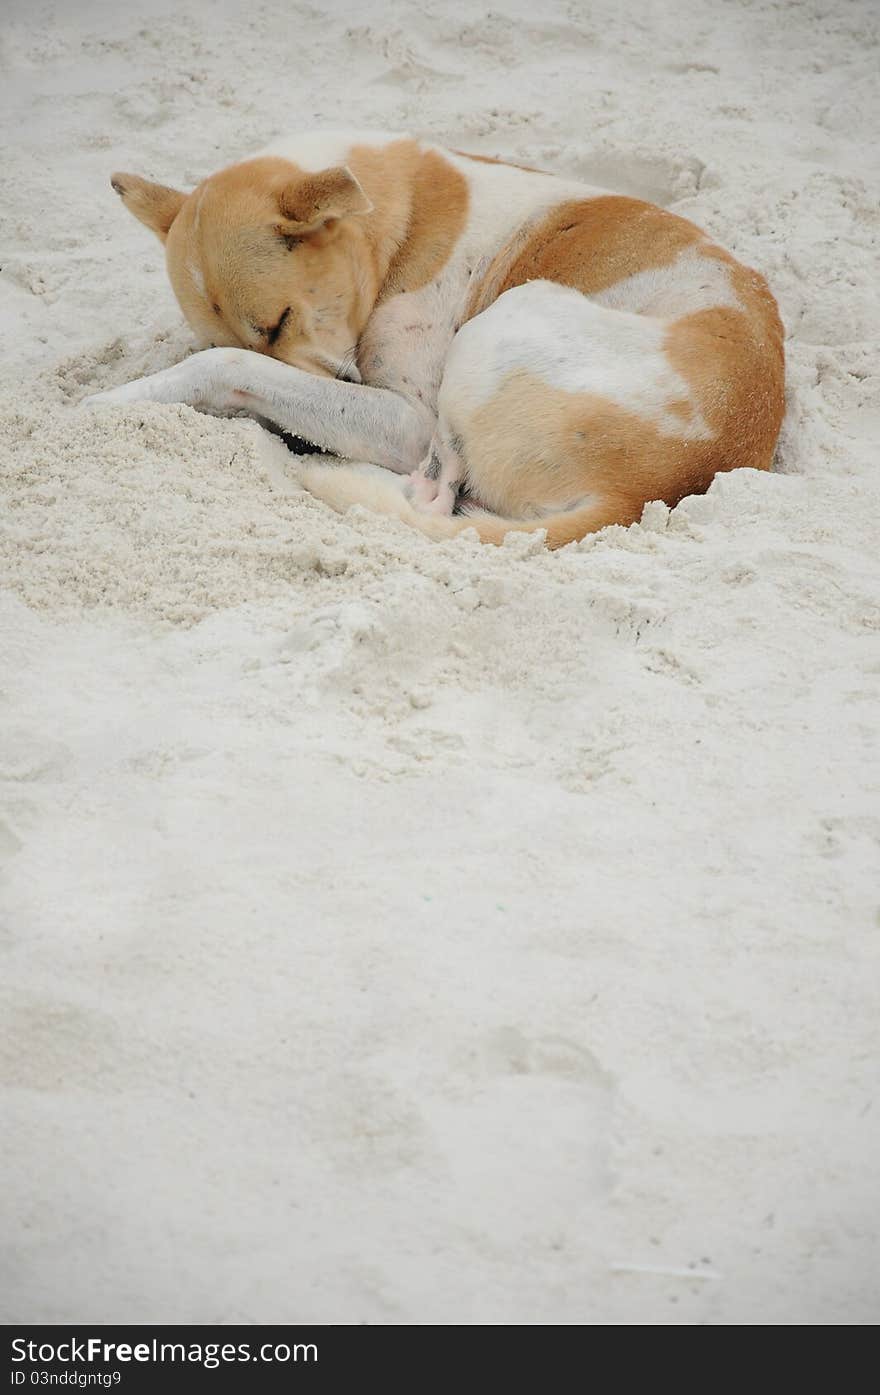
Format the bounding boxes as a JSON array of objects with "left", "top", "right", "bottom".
[{"left": 86, "top": 129, "right": 785, "bottom": 548}]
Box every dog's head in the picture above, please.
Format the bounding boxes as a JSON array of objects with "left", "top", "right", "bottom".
[{"left": 110, "top": 157, "right": 374, "bottom": 380}]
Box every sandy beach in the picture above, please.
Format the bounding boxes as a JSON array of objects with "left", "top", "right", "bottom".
[{"left": 1, "top": 0, "right": 878, "bottom": 1323}]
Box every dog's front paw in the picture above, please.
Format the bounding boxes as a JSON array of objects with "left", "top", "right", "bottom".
[
  {"left": 80, "top": 349, "right": 243, "bottom": 411},
  {"left": 81, "top": 378, "right": 163, "bottom": 409}
]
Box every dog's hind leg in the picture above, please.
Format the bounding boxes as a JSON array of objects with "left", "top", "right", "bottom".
[{"left": 407, "top": 430, "right": 466, "bottom": 515}]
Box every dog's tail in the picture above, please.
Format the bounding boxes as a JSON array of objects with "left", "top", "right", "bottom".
[{"left": 297, "top": 462, "right": 636, "bottom": 549}]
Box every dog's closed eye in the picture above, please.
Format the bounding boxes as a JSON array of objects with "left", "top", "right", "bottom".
[{"left": 266, "top": 307, "right": 291, "bottom": 347}]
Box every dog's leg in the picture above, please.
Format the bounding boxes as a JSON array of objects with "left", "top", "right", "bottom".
[
  {"left": 83, "top": 348, "right": 432, "bottom": 474},
  {"left": 407, "top": 431, "right": 466, "bottom": 515}
]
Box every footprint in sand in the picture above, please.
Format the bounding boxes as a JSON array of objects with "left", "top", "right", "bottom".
[{"left": 426, "top": 1027, "right": 615, "bottom": 1245}]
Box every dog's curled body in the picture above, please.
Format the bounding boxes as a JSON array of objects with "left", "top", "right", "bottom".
[{"left": 91, "top": 130, "right": 785, "bottom": 548}]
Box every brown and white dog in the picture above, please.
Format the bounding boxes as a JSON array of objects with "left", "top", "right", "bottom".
[{"left": 86, "top": 129, "right": 785, "bottom": 548}]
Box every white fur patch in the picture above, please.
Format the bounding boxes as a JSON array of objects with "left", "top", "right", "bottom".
[
  {"left": 441, "top": 279, "right": 713, "bottom": 440},
  {"left": 257, "top": 129, "right": 408, "bottom": 172},
  {"left": 187, "top": 259, "right": 206, "bottom": 296},
  {"left": 446, "top": 156, "right": 607, "bottom": 271},
  {"left": 593, "top": 244, "right": 742, "bottom": 318},
  {"left": 191, "top": 183, "right": 207, "bottom": 235}
]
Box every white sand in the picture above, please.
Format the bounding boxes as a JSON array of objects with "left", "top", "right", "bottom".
[{"left": 1, "top": 0, "right": 878, "bottom": 1325}]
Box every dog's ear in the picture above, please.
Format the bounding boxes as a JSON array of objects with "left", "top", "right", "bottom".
[
  {"left": 277, "top": 166, "right": 372, "bottom": 236},
  {"left": 110, "top": 173, "right": 187, "bottom": 241}
]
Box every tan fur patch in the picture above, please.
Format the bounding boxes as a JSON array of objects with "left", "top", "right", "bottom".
[
  {"left": 466, "top": 196, "right": 706, "bottom": 319},
  {"left": 464, "top": 371, "right": 678, "bottom": 522},
  {"left": 346, "top": 143, "right": 470, "bottom": 301},
  {"left": 668, "top": 308, "right": 784, "bottom": 475},
  {"left": 278, "top": 166, "right": 371, "bottom": 229},
  {"left": 111, "top": 172, "right": 187, "bottom": 241},
  {"left": 453, "top": 149, "right": 549, "bottom": 175}
]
